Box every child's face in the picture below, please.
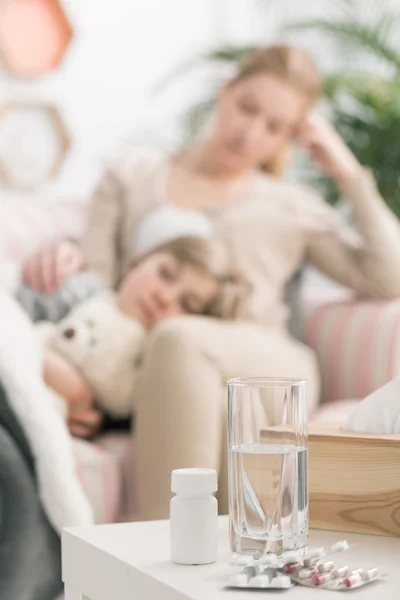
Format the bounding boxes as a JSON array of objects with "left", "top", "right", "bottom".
[{"left": 117, "top": 252, "right": 219, "bottom": 328}]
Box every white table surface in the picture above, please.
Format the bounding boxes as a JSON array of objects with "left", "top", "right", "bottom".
[{"left": 62, "top": 516, "right": 400, "bottom": 600}]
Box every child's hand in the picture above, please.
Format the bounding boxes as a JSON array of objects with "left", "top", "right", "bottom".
[
  {"left": 43, "top": 348, "right": 94, "bottom": 410},
  {"left": 43, "top": 349, "right": 103, "bottom": 438},
  {"left": 22, "top": 240, "right": 83, "bottom": 294},
  {"left": 68, "top": 407, "right": 104, "bottom": 439}
]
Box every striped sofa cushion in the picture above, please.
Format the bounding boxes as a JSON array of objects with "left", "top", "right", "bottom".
[
  {"left": 72, "top": 435, "right": 123, "bottom": 524},
  {"left": 96, "top": 432, "right": 138, "bottom": 522},
  {"left": 303, "top": 300, "right": 400, "bottom": 404}
]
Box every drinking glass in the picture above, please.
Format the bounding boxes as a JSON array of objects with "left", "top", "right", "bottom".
[{"left": 228, "top": 377, "right": 308, "bottom": 558}]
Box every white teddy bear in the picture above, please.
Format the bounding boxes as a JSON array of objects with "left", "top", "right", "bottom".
[{"left": 37, "top": 294, "right": 147, "bottom": 417}]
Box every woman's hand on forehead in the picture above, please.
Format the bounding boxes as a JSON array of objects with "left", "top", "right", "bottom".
[{"left": 296, "top": 113, "right": 361, "bottom": 183}]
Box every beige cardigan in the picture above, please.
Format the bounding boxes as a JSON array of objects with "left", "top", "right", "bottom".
[{"left": 81, "top": 148, "right": 400, "bottom": 328}]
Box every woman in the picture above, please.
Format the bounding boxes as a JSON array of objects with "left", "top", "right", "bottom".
[{"left": 23, "top": 45, "right": 400, "bottom": 519}]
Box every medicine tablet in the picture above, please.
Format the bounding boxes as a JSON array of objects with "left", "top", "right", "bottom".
[
  {"left": 254, "top": 564, "right": 266, "bottom": 574},
  {"left": 282, "top": 550, "right": 302, "bottom": 564},
  {"left": 257, "top": 554, "right": 277, "bottom": 565},
  {"left": 298, "top": 568, "right": 313, "bottom": 579},
  {"left": 351, "top": 568, "right": 366, "bottom": 578},
  {"left": 365, "top": 568, "right": 379, "bottom": 580},
  {"left": 312, "top": 573, "right": 332, "bottom": 586},
  {"left": 333, "top": 566, "right": 349, "bottom": 578},
  {"left": 240, "top": 566, "right": 256, "bottom": 579},
  {"left": 249, "top": 575, "right": 271, "bottom": 588},
  {"left": 330, "top": 540, "right": 350, "bottom": 553},
  {"left": 231, "top": 555, "right": 253, "bottom": 566},
  {"left": 317, "top": 561, "right": 335, "bottom": 573},
  {"left": 229, "top": 574, "right": 249, "bottom": 587},
  {"left": 271, "top": 575, "right": 292, "bottom": 588},
  {"left": 304, "top": 557, "right": 320, "bottom": 567},
  {"left": 306, "top": 546, "right": 325, "bottom": 559},
  {"left": 283, "top": 562, "right": 301, "bottom": 573},
  {"left": 344, "top": 573, "right": 363, "bottom": 588}
]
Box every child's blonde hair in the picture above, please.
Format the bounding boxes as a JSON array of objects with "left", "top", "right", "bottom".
[{"left": 130, "top": 235, "right": 250, "bottom": 320}]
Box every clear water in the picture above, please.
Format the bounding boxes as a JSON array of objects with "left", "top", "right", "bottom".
[{"left": 229, "top": 443, "right": 308, "bottom": 557}]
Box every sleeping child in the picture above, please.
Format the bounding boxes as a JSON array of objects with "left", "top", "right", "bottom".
[{"left": 39, "top": 235, "right": 249, "bottom": 422}]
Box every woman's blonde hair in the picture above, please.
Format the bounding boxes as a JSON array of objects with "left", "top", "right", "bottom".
[
  {"left": 129, "top": 235, "right": 250, "bottom": 320},
  {"left": 230, "top": 44, "right": 322, "bottom": 177}
]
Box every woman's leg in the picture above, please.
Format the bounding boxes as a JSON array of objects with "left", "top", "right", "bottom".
[
  {"left": 134, "top": 319, "right": 225, "bottom": 521},
  {"left": 134, "top": 318, "right": 320, "bottom": 520}
]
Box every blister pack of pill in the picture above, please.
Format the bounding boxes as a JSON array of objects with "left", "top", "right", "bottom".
[
  {"left": 227, "top": 539, "right": 383, "bottom": 592},
  {"left": 227, "top": 566, "right": 294, "bottom": 590},
  {"left": 288, "top": 564, "right": 381, "bottom": 590}
]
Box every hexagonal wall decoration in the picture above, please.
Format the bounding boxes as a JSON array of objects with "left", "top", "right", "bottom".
[
  {"left": 0, "top": 102, "right": 71, "bottom": 189},
  {"left": 0, "top": 0, "right": 73, "bottom": 77}
]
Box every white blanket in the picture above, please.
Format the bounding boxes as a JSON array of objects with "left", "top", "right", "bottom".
[{"left": 0, "top": 290, "right": 93, "bottom": 532}]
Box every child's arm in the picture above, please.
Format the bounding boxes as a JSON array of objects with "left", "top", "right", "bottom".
[
  {"left": 43, "top": 349, "right": 103, "bottom": 437},
  {"left": 42, "top": 348, "right": 94, "bottom": 411}
]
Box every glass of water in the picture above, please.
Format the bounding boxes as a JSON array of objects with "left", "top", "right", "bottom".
[{"left": 228, "top": 377, "right": 308, "bottom": 558}]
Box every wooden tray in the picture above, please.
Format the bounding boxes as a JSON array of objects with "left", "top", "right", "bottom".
[{"left": 308, "top": 422, "right": 400, "bottom": 537}]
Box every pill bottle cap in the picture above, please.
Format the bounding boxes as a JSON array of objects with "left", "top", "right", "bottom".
[{"left": 171, "top": 468, "right": 218, "bottom": 495}]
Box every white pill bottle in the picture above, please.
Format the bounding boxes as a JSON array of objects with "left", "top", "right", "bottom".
[{"left": 170, "top": 468, "right": 218, "bottom": 565}]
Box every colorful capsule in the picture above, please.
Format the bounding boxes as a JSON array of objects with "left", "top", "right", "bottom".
[
  {"left": 283, "top": 562, "right": 301, "bottom": 573},
  {"left": 332, "top": 565, "right": 349, "bottom": 578},
  {"left": 344, "top": 573, "right": 364, "bottom": 587},
  {"left": 317, "top": 561, "right": 335, "bottom": 573},
  {"left": 298, "top": 568, "right": 313, "bottom": 579},
  {"left": 312, "top": 572, "right": 332, "bottom": 586}
]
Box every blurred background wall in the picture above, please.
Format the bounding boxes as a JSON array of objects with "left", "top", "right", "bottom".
[
  {"left": 0, "top": 0, "right": 398, "bottom": 200},
  {"left": 0, "top": 0, "right": 222, "bottom": 196}
]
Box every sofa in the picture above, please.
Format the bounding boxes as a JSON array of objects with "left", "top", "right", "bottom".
[{"left": 2, "top": 192, "right": 400, "bottom": 523}]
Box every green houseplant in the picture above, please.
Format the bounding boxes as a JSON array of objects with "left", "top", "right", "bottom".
[
  {"left": 285, "top": 2, "right": 400, "bottom": 217},
  {"left": 173, "top": 0, "right": 400, "bottom": 218}
]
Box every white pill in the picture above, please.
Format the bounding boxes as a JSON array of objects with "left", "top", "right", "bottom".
[
  {"left": 283, "top": 562, "right": 301, "bottom": 574},
  {"left": 249, "top": 575, "right": 271, "bottom": 588},
  {"left": 344, "top": 573, "right": 363, "bottom": 588},
  {"left": 271, "top": 575, "right": 292, "bottom": 588},
  {"left": 330, "top": 540, "right": 350, "bottom": 553},
  {"left": 231, "top": 555, "right": 253, "bottom": 566},
  {"left": 257, "top": 554, "right": 277, "bottom": 565},
  {"left": 365, "top": 568, "right": 379, "bottom": 580},
  {"left": 304, "top": 557, "right": 320, "bottom": 567},
  {"left": 240, "top": 567, "right": 256, "bottom": 579},
  {"left": 351, "top": 568, "right": 366, "bottom": 578},
  {"left": 312, "top": 572, "right": 333, "bottom": 586},
  {"left": 306, "top": 546, "right": 325, "bottom": 559},
  {"left": 317, "top": 561, "right": 335, "bottom": 573},
  {"left": 282, "top": 550, "right": 302, "bottom": 564},
  {"left": 229, "top": 574, "right": 249, "bottom": 587},
  {"left": 298, "top": 568, "right": 313, "bottom": 579},
  {"left": 333, "top": 566, "right": 349, "bottom": 578},
  {"left": 255, "top": 564, "right": 266, "bottom": 574}
]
